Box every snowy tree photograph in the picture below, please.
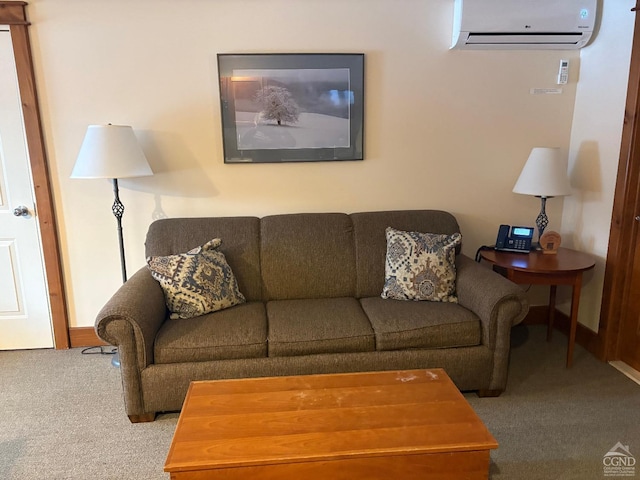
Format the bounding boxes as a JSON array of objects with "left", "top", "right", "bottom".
[
  {"left": 254, "top": 86, "right": 300, "bottom": 126},
  {"left": 218, "top": 54, "right": 364, "bottom": 162},
  {"left": 232, "top": 67, "right": 352, "bottom": 151}
]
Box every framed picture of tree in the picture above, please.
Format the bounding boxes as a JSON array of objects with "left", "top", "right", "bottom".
[{"left": 217, "top": 53, "right": 364, "bottom": 163}]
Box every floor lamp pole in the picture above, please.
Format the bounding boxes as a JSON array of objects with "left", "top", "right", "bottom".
[
  {"left": 111, "top": 178, "right": 127, "bottom": 367},
  {"left": 111, "top": 178, "right": 127, "bottom": 284}
]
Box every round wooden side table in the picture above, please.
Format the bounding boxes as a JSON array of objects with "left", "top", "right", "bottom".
[{"left": 479, "top": 247, "right": 595, "bottom": 367}]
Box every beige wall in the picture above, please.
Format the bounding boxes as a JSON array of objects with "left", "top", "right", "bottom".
[
  {"left": 26, "top": 0, "right": 618, "bottom": 328},
  {"left": 560, "top": 1, "right": 635, "bottom": 331}
]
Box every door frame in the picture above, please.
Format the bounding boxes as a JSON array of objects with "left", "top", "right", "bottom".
[
  {"left": 600, "top": 6, "right": 640, "bottom": 361},
  {"left": 0, "top": 1, "right": 69, "bottom": 349}
]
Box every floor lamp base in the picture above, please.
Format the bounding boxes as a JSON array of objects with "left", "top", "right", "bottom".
[{"left": 111, "top": 350, "right": 121, "bottom": 368}]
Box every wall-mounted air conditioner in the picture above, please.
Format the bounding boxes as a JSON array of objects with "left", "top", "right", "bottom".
[{"left": 451, "top": 0, "right": 598, "bottom": 50}]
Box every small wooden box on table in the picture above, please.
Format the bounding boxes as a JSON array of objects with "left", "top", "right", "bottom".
[{"left": 164, "top": 369, "right": 497, "bottom": 480}]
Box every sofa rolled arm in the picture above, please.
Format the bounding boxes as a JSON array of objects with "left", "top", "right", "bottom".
[
  {"left": 95, "top": 266, "right": 167, "bottom": 371},
  {"left": 455, "top": 254, "right": 529, "bottom": 392},
  {"left": 455, "top": 254, "right": 529, "bottom": 349}
]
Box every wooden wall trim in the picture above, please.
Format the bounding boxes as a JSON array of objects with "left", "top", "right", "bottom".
[
  {"left": 600, "top": 10, "right": 640, "bottom": 361},
  {"left": 523, "top": 306, "right": 600, "bottom": 358},
  {"left": 69, "top": 327, "right": 108, "bottom": 348},
  {"left": 1, "top": 2, "right": 70, "bottom": 349},
  {"left": 0, "top": 2, "right": 28, "bottom": 25}
]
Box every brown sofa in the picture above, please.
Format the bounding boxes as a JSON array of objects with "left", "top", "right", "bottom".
[{"left": 95, "top": 210, "right": 529, "bottom": 422}]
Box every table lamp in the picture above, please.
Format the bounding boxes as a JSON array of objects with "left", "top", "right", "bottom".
[{"left": 512, "top": 147, "right": 571, "bottom": 243}]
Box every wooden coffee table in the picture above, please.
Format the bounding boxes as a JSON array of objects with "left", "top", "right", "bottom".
[{"left": 164, "top": 369, "right": 498, "bottom": 479}]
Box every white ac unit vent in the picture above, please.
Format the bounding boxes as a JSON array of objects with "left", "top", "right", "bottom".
[{"left": 451, "top": 0, "right": 598, "bottom": 50}]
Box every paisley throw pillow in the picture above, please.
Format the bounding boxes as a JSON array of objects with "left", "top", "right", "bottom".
[
  {"left": 381, "top": 227, "right": 461, "bottom": 302},
  {"left": 147, "top": 238, "right": 246, "bottom": 319}
]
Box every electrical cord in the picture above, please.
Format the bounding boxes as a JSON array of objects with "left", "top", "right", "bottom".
[
  {"left": 81, "top": 345, "right": 117, "bottom": 355},
  {"left": 475, "top": 245, "right": 532, "bottom": 292},
  {"left": 475, "top": 245, "right": 494, "bottom": 262}
]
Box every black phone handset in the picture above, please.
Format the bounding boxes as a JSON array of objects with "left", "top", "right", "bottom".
[
  {"left": 494, "top": 224, "right": 534, "bottom": 253},
  {"left": 496, "top": 224, "right": 510, "bottom": 250}
]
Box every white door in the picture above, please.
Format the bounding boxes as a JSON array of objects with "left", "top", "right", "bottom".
[{"left": 0, "top": 29, "right": 53, "bottom": 349}]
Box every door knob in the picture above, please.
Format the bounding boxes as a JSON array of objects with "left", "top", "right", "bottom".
[
  {"left": 636, "top": 215, "right": 640, "bottom": 221},
  {"left": 13, "top": 205, "right": 29, "bottom": 217}
]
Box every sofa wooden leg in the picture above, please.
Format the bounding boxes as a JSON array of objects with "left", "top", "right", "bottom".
[
  {"left": 128, "top": 413, "right": 156, "bottom": 423},
  {"left": 477, "top": 389, "right": 503, "bottom": 398}
]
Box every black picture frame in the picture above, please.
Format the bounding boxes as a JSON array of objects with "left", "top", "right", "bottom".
[{"left": 217, "top": 53, "right": 364, "bottom": 163}]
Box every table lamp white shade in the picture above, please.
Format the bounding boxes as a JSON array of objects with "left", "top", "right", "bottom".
[
  {"left": 512, "top": 147, "right": 571, "bottom": 198},
  {"left": 71, "top": 124, "right": 152, "bottom": 179}
]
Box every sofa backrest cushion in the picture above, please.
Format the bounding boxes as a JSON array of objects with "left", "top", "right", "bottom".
[
  {"left": 350, "top": 210, "right": 461, "bottom": 298},
  {"left": 145, "top": 217, "right": 263, "bottom": 302},
  {"left": 260, "top": 213, "right": 356, "bottom": 300},
  {"left": 144, "top": 211, "right": 460, "bottom": 304}
]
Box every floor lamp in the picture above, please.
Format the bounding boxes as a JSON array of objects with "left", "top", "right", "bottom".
[
  {"left": 71, "top": 124, "right": 153, "bottom": 366},
  {"left": 512, "top": 147, "right": 572, "bottom": 246}
]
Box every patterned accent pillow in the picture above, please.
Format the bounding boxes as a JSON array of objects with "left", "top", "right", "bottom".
[
  {"left": 147, "top": 238, "right": 246, "bottom": 319},
  {"left": 381, "top": 227, "right": 461, "bottom": 302}
]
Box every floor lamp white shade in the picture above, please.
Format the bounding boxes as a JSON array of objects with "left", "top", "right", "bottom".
[{"left": 71, "top": 124, "right": 152, "bottom": 179}]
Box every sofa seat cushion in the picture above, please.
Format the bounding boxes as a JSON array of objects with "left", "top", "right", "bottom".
[
  {"left": 267, "top": 297, "right": 375, "bottom": 357},
  {"left": 360, "top": 297, "right": 481, "bottom": 351},
  {"left": 154, "top": 302, "right": 267, "bottom": 364}
]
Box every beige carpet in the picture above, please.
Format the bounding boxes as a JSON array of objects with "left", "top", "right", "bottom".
[{"left": 0, "top": 324, "right": 638, "bottom": 479}]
